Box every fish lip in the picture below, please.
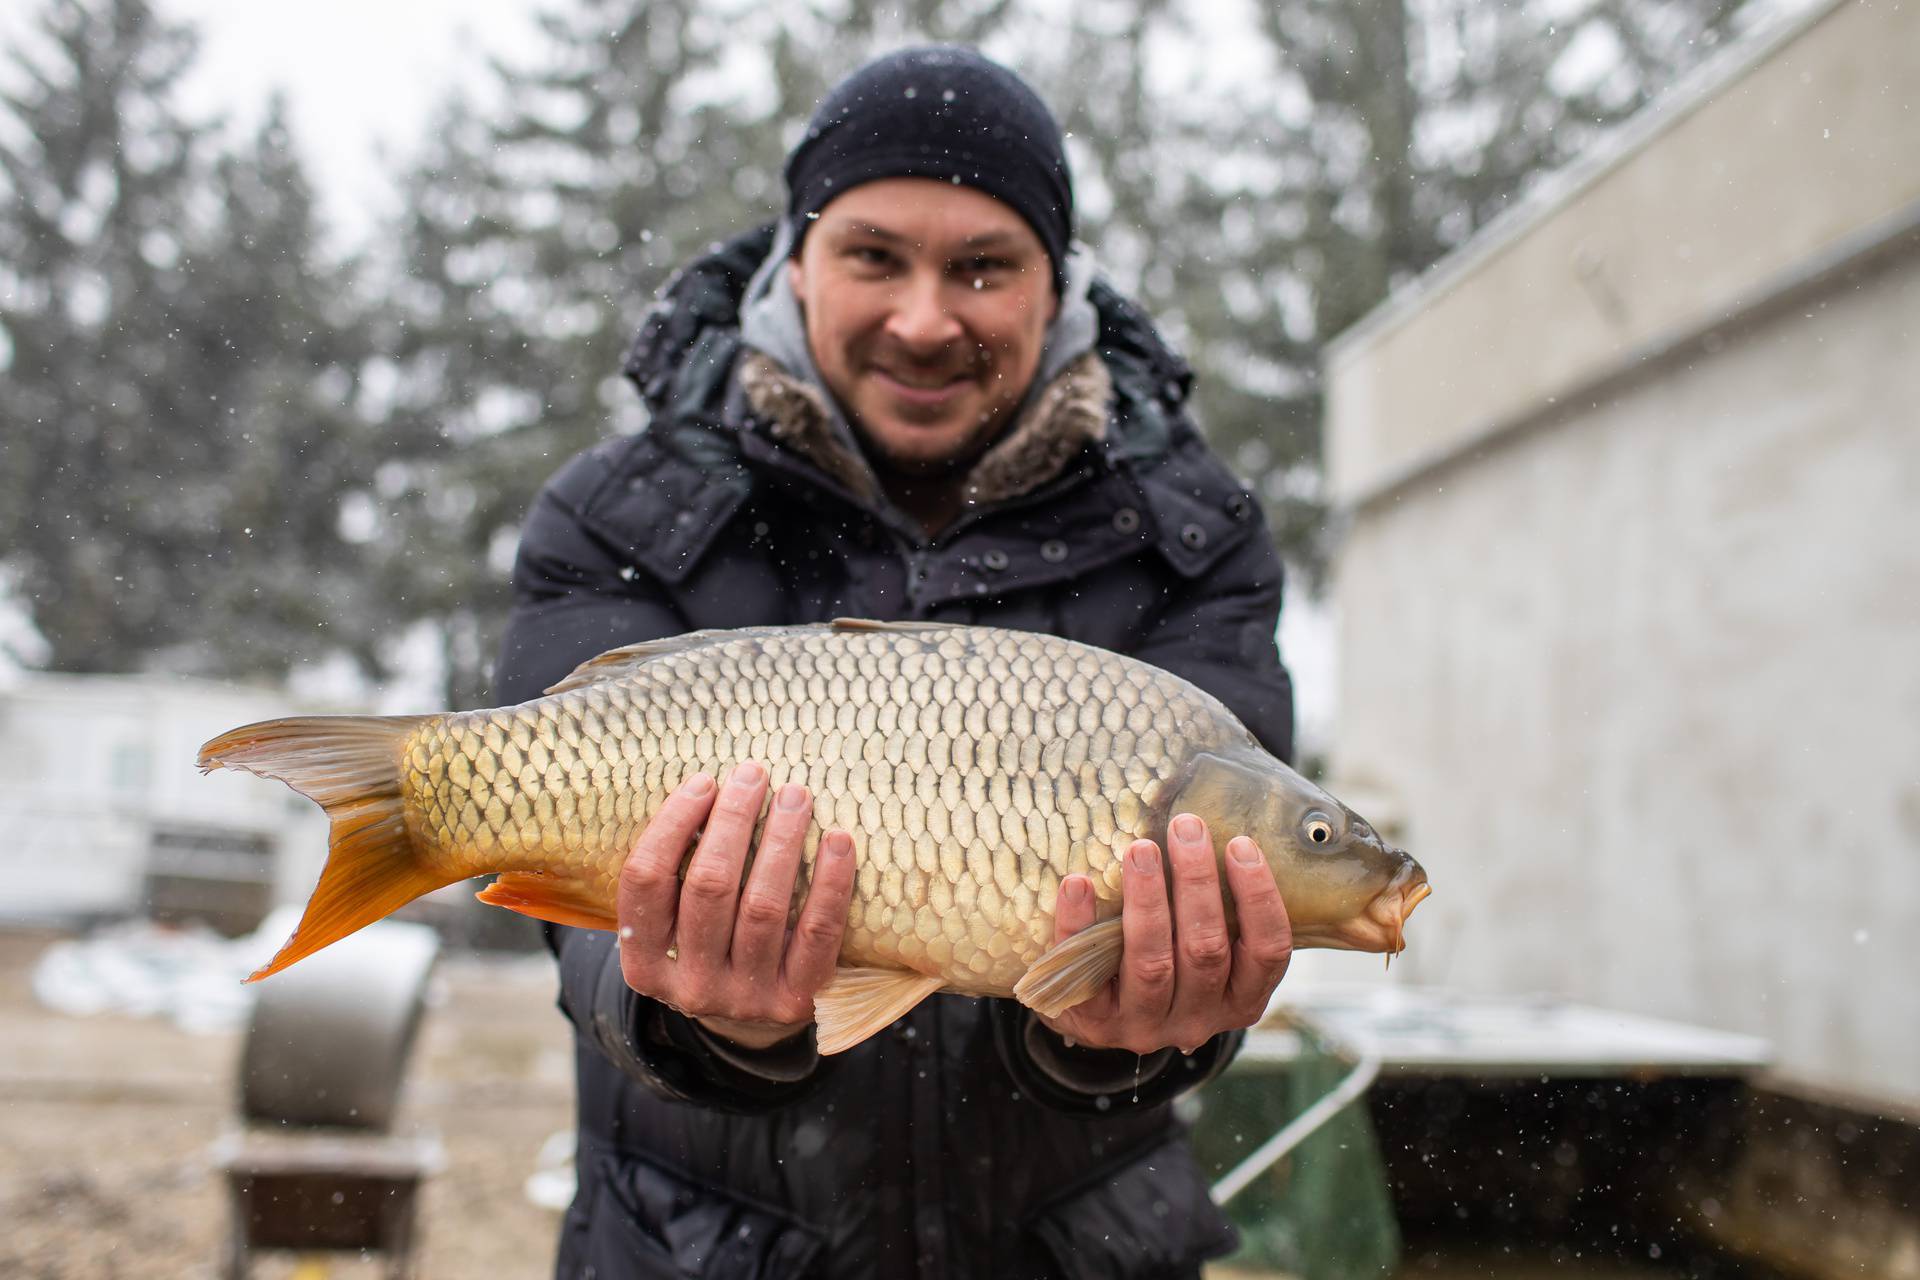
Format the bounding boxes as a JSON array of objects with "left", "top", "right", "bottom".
[
  {"left": 1390, "top": 877, "right": 1432, "bottom": 953},
  {"left": 1293, "top": 864, "right": 1431, "bottom": 954}
]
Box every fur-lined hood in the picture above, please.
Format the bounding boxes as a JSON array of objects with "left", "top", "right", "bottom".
[{"left": 734, "top": 349, "right": 1112, "bottom": 511}]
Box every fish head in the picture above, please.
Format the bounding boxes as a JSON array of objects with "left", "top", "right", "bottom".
[{"left": 1172, "top": 751, "right": 1430, "bottom": 955}]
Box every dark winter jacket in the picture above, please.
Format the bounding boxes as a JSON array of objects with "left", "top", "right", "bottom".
[{"left": 492, "top": 223, "right": 1295, "bottom": 1280}]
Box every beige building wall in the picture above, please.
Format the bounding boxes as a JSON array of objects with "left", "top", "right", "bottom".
[{"left": 1322, "top": 0, "right": 1920, "bottom": 1106}]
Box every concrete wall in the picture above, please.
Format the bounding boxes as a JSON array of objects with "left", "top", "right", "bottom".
[
  {"left": 1326, "top": 0, "right": 1920, "bottom": 507},
  {"left": 1322, "top": 0, "right": 1920, "bottom": 1107}
]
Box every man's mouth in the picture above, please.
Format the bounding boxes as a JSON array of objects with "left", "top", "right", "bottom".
[{"left": 872, "top": 367, "right": 971, "bottom": 405}]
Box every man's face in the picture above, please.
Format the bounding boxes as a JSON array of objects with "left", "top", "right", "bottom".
[{"left": 788, "top": 177, "right": 1058, "bottom": 477}]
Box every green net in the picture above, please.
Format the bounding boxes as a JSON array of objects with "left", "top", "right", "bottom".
[{"left": 1189, "top": 1022, "right": 1401, "bottom": 1279}]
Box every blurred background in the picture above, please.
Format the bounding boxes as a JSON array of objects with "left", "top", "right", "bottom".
[{"left": 1, "top": 0, "right": 1914, "bottom": 1276}]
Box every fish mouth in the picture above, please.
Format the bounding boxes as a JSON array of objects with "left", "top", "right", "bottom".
[
  {"left": 1385, "top": 876, "right": 1432, "bottom": 954},
  {"left": 1292, "top": 867, "right": 1432, "bottom": 955}
]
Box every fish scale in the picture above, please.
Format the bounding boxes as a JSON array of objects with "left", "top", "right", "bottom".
[{"left": 404, "top": 623, "right": 1223, "bottom": 992}]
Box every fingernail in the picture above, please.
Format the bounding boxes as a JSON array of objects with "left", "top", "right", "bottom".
[
  {"left": 822, "top": 831, "right": 852, "bottom": 858},
  {"left": 1230, "top": 836, "right": 1262, "bottom": 866},
  {"left": 1128, "top": 841, "right": 1158, "bottom": 875},
  {"left": 1171, "top": 813, "right": 1204, "bottom": 843},
  {"left": 683, "top": 773, "right": 714, "bottom": 796},
  {"left": 1061, "top": 877, "right": 1089, "bottom": 906},
  {"left": 731, "top": 761, "right": 765, "bottom": 786},
  {"left": 776, "top": 783, "right": 808, "bottom": 811}
]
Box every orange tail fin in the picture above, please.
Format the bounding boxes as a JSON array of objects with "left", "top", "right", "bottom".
[{"left": 198, "top": 714, "right": 458, "bottom": 982}]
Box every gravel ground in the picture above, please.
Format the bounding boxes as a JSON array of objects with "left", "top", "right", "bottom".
[
  {"left": 3, "top": 926, "right": 1691, "bottom": 1280},
  {"left": 0, "top": 927, "right": 574, "bottom": 1279}
]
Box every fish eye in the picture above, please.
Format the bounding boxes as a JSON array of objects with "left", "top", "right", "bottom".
[{"left": 1304, "top": 814, "right": 1335, "bottom": 845}]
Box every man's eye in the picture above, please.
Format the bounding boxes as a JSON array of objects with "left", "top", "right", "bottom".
[
  {"left": 848, "top": 246, "right": 894, "bottom": 267},
  {"left": 961, "top": 257, "right": 1013, "bottom": 274}
]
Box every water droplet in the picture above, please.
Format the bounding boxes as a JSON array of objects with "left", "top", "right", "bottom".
[
  {"left": 904, "top": 86, "right": 917, "bottom": 99},
  {"left": 942, "top": 89, "right": 956, "bottom": 102},
  {"left": 806, "top": 211, "right": 821, "bottom": 220},
  {"left": 971, "top": 278, "right": 983, "bottom": 289}
]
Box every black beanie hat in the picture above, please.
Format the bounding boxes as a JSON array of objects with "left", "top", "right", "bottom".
[{"left": 784, "top": 46, "right": 1074, "bottom": 292}]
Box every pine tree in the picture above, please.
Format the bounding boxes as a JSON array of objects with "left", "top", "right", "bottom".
[
  {"left": 167, "top": 98, "right": 384, "bottom": 681},
  {"left": 0, "top": 0, "right": 209, "bottom": 671},
  {"left": 0, "top": 0, "right": 379, "bottom": 679}
]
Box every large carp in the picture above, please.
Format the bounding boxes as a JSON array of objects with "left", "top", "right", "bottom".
[{"left": 200, "top": 619, "right": 1429, "bottom": 1052}]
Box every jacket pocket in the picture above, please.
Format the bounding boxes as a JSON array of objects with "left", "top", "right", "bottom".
[
  {"left": 1026, "top": 1137, "right": 1238, "bottom": 1280},
  {"left": 563, "top": 1144, "right": 825, "bottom": 1280}
]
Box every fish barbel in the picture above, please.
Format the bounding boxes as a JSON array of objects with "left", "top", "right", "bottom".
[{"left": 199, "top": 619, "right": 1429, "bottom": 1052}]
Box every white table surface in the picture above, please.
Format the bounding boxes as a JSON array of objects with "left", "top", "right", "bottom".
[{"left": 1234, "top": 984, "right": 1773, "bottom": 1079}]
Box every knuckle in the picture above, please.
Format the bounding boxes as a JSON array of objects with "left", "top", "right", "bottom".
[
  {"left": 737, "top": 891, "right": 789, "bottom": 931},
  {"left": 761, "top": 815, "right": 808, "bottom": 851},
  {"left": 794, "top": 910, "right": 844, "bottom": 952},
  {"left": 1131, "top": 952, "right": 1176, "bottom": 989},
  {"left": 681, "top": 865, "right": 738, "bottom": 903},
  {"left": 619, "top": 857, "right": 670, "bottom": 897},
  {"left": 1235, "top": 874, "right": 1282, "bottom": 907},
  {"left": 1250, "top": 938, "right": 1293, "bottom": 969},
  {"left": 1182, "top": 933, "right": 1232, "bottom": 972},
  {"left": 714, "top": 792, "right": 761, "bottom": 820}
]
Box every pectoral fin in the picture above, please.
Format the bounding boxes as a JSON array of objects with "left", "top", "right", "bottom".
[
  {"left": 814, "top": 968, "right": 945, "bottom": 1055},
  {"left": 477, "top": 872, "right": 618, "bottom": 932},
  {"left": 1011, "top": 919, "right": 1124, "bottom": 1019}
]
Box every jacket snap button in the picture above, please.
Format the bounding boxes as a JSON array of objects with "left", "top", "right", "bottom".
[
  {"left": 982, "top": 549, "right": 1010, "bottom": 572},
  {"left": 1040, "top": 540, "right": 1068, "bottom": 563},
  {"left": 1112, "top": 507, "right": 1141, "bottom": 534},
  {"left": 1226, "top": 494, "right": 1253, "bottom": 521},
  {"left": 1180, "top": 523, "right": 1208, "bottom": 550}
]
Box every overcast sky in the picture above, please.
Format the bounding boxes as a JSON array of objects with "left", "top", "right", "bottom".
[
  {"left": 137, "top": 0, "right": 549, "bottom": 237},
  {"left": 0, "top": 0, "right": 547, "bottom": 237}
]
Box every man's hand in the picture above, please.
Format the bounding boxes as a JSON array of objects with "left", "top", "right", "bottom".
[
  {"left": 1040, "top": 813, "right": 1292, "bottom": 1055},
  {"left": 616, "top": 762, "right": 856, "bottom": 1051}
]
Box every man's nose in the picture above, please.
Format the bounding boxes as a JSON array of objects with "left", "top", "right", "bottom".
[{"left": 884, "top": 271, "right": 965, "bottom": 352}]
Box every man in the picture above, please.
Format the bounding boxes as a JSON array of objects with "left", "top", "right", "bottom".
[{"left": 494, "top": 46, "right": 1297, "bottom": 1279}]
